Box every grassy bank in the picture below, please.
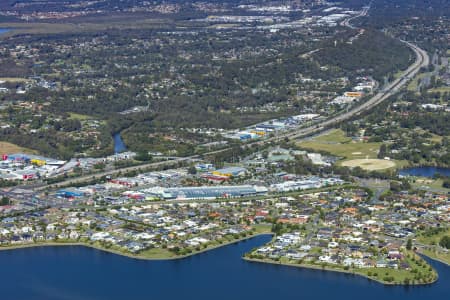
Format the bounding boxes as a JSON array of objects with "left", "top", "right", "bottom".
[
  {"left": 0, "top": 228, "right": 273, "bottom": 261},
  {"left": 244, "top": 252, "right": 438, "bottom": 286}
]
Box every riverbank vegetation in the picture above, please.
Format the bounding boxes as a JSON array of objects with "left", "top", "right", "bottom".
[{"left": 244, "top": 250, "right": 437, "bottom": 285}]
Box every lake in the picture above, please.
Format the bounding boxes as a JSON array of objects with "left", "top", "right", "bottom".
[
  {"left": 399, "top": 166, "right": 450, "bottom": 178},
  {"left": 0, "top": 235, "right": 449, "bottom": 300},
  {"left": 113, "top": 132, "right": 127, "bottom": 153}
]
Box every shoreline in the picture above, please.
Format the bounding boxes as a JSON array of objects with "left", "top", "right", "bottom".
[
  {"left": 417, "top": 250, "right": 450, "bottom": 267},
  {"left": 242, "top": 257, "right": 438, "bottom": 286},
  {"left": 0, "top": 232, "right": 273, "bottom": 261}
]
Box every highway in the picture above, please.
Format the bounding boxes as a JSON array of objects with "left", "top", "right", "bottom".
[
  {"left": 36, "top": 5, "right": 429, "bottom": 191},
  {"left": 275, "top": 41, "right": 429, "bottom": 141},
  {"left": 252, "top": 4, "right": 429, "bottom": 144},
  {"left": 38, "top": 156, "right": 199, "bottom": 190}
]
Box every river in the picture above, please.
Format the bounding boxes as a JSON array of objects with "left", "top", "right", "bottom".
[
  {"left": 0, "top": 235, "right": 449, "bottom": 300},
  {"left": 399, "top": 167, "right": 450, "bottom": 178},
  {"left": 0, "top": 28, "right": 11, "bottom": 35},
  {"left": 113, "top": 132, "right": 127, "bottom": 154}
]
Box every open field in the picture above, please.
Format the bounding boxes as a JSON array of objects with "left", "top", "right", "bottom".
[
  {"left": 341, "top": 159, "right": 396, "bottom": 170},
  {"left": 139, "top": 247, "right": 177, "bottom": 259},
  {"left": 68, "top": 112, "right": 94, "bottom": 120},
  {"left": 417, "top": 228, "right": 450, "bottom": 265},
  {"left": 298, "top": 130, "right": 407, "bottom": 170},
  {"left": 0, "top": 77, "right": 29, "bottom": 83},
  {"left": 428, "top": 87, "right": 450, "bottom": 93},
  {"left": 299, "top": 130, "right": 381, "bottom": 159},
  {"left": 420, "top": 248, "right": 450, "bottom": 266},
  {"left": 0, "top": 141, "right": 35, "bottom": 154},
  {"left": 311, "top": 129, "right": 352, "bottom": 143},
  {"left": 417, "top": 228, "right": 450, "bottom": 246},
  {"left": 411, "top": 178, "right": 450, "bottom": 192},
  {"left": 407, "top": 72, "right": 429, "bottom": 91}
]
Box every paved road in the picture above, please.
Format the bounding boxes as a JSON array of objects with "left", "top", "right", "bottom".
[
  {"left": 39, "top": 156, "right": 199, "bottom": 190},
  {"left": 35, "top": 4, "right": 429, "bottom": 191}
]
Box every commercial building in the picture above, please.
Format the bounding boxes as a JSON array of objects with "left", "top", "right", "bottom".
[
  {"left": 144, "top": 185, "right": 268, "bottom": 200},
  {"left": 212, "top": 167, "right": 247, "bottom": 178}
]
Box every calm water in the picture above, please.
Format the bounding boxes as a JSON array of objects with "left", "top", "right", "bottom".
[
  {"left": 0, "top": 28, "right": 10, "bottom": 35},
  {"left": 399, "top": 167, "right": 450, "bottom": 178},
  {"left": 113, "top": 132, "right": 127, "bottom": 153},
  {"left": 0, "top": 235, "right": 449, "bottom": 300}
]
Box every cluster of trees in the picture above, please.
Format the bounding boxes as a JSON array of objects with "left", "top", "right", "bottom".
[
  {"left": 439, "top": 236, "right": 450, "bottom": 249},
  {"left": 0, "top": 196, "right": 10, "bottom": 206},
  {"left": 313, "top": 30, "right": 412, "bottom": 82}
]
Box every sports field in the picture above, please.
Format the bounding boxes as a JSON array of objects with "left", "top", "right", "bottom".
[
  {"left": 299, "top": 129, "right": 381, "bottom": 159},
  {"left": 298, "top": 129, "right": 400, "bottom": 170},
  {"left": 341, "top": 159, "right": 396, "bottom": 170}
]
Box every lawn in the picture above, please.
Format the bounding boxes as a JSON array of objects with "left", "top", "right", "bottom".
[
  {"left": 252, "top": 224, "right": 272, "bottom": 234},
  {"left": 0, "top": 77, "right": 29, "bottom": 83},
  {"left": 312, "top": 129, "right": 352, "bottom": 143},
  {"left": 139, "top": 247, "right": 176, "bottom": 259},
  {"left": 420, "top": 248, "right": 450, "bottom": 266},
  {"left": 68, "top": 112, "right": 94, "bottom": 120},
  {"left": 297, "top": 130, "right": 409, "bottom": 171},
  {"left": 407, "top": 72, "right": 430, "bottom": 92},
  {"left": 428, "top": 86, "right": 450, "bottom": 93},
  {"left": 299, "top": 129, "right": 381, "bottom": 160},
  {"left": 411, "top": 178, "right": 450, "bottom": 192},
  {"left": 417, "top": 228, "right": 450, "bottom": 246},
  {"left": 0, "top": 141, "right": 35, "bottom": 154}
]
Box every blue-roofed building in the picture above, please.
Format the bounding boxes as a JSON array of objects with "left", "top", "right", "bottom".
[{"left": 56, "top": 189, "right": 84, "bottom": 198}]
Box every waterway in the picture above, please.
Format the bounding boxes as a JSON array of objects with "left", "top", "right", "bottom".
[
  {"left": 0, "top": 28, "right": 11, "bottom": 35},
  {"left": 399, "top": 166, "right": 450, "bottom": 178},
  {"left": 112, "top": 132, "right": 127, "bottom": 154},
  {"left": 0, "top": 235, "right": 449, "bottom": 300}
]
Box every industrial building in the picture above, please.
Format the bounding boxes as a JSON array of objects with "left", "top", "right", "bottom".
[
  {"left": 144, "top": 185, "right": 268, "bottom": 200},
  {"left": 212, "top": 167, "right": 247, "bottom": 178}
]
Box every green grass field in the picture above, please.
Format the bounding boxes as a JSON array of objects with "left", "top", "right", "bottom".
[
  {"left": 139, "top": 247, "right": 176, "bottom": 259},
  {"left": 407, "top": 72, "right": 430, "bottom": 92},
  {"left": 252, "top": 224, "right": 272, "bottom": 234},
  {"left": 0, "top": 77, "right": 29, "bottom": 83},
  {"left": 299, "top": 129, "right": 381, "bottom": 160},
  {"left": 0, "top": 141, "right": 36, "bottom": 154},
  {"left": 68, "top": 112, "right": 94, "bottom": 120},
  {"left": 297, "top": 129, "right": 408, "bottom": 170},
  {"left": 417, "top": 228, "right": 450, "bottom": 245},
  {"left": 416, "top": 228, "right": 450, "bottom": 265},
  {"left": 311, "top": 129, "right": 353, "bottom": 143},
  {"left": 411, "top": 178, "right": 450, "bottom": 192},
  {"left": 420, "top": 248, "right": 450, "bottom": 266},
  {"left": 428, "top": 86, "right": 450, "bottom": 93}
]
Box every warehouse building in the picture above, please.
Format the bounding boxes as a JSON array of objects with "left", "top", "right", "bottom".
[{"left": 144, "top": 185, "right": 268, "bottom": 200}]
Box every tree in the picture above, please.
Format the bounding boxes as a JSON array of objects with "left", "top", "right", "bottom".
[
  {"left": 188, "top": 166, "right": 197, "bottom": 175},
  {"left": 439, "top": 236, "right": 450, "bottom": 249},
  {"left": 406, "top": 238, "right": 412, "bottom": 250},
  {"left": 378, "top": 144, "right": 387, "bottom": 159},
  {"left": 442, "top": 179, "right": 450, "bottom": 189},
  {"left": 0, "top": 196, "right": 10, "bottom": 206},
  {"left": 135, "top": 151, "right": 152, "bottom": 162}
]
